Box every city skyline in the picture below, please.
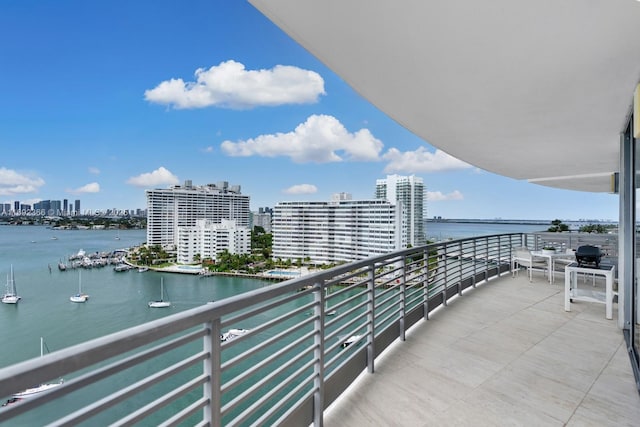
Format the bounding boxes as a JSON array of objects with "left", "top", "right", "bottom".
[{"left": 0, "top": 1, "right": 619, "bottom": 221}]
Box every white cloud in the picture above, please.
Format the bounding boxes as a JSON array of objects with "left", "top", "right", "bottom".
[
  {"left": 383, "top": 147, "right": 472, "bottom": 173},
  {"left": 67, "top": 182, "right": 100, "bottom": 195},
  {"left": 221, "top": 114, "right": 383, "bottom": 163},
  {"left": 126, "top": 167, "right": 179, "bottom": 188},
  {"left": 88, "top": 167, "right": 100, "bottom": 175},
  {"left": 0, "top": 167, "right": 45, "bottom": 196},
  {"left": 283, "top": 184, "right": 318, "bottom": 195},
  {"left": 202, "top": 146, "right": 214, "bottom": 153},
  {"left": 144, "top": 60, "right": 325, "bottom": 109},
  {"left": 427, "top": 190, "right": 464, "bottom": 201}
]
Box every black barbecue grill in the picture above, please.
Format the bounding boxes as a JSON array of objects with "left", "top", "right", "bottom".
[{"left": 575, "top": 245, "right": 602, "bottom": 268}]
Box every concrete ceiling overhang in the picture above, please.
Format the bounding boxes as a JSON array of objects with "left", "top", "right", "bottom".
[{"left": 249, "top": 0, "right": 640, "bottom": 193}]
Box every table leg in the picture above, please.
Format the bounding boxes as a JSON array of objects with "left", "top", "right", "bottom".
[
  {"left": 564, "top": 269, "right": 571, "bottom": 312},
  {"left": 605, "top": 275, "right": 612, "bottom": 320}
]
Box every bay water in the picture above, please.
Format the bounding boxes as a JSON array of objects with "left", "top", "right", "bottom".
[{"left": 0, "top": 225, "right": 269, "bottom": 368}]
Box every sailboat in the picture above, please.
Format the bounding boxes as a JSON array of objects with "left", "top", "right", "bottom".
[
  {"left": 10, "top": 337, "right": 64, "bottom": 400},
  {"left": 2, "top": 265, "right": 21, "bottom": 304},
  {"left": 70, "top": 270, "right": 89, "bottom": 303},
  {"left": 148, "top": 277, "right": 171, "bottom": 308}
]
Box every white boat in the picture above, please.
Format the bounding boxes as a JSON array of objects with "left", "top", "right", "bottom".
[
  {"left": 220, "top": 328, "right": 250, "bottom": 342},
  {"left": 10, "top": 338, "right": 63, "bottom": 400},
  {"left": 138, "top": 267, "right": 149, "bottom": 273},
  {"left": 2, "top": 265, "right": 21, "bottom": 304},
  {"left": 70, "top": 270, "right": 89, "bottom": 303},
  {"left": 114, "top": 263, "right": 130, "bottom": 272},
  {"left": 341, "top": 334, "right": 362, "bottom": 348},
  {"left": 148, "top": 277, "right": 171, "bottom": 308}
]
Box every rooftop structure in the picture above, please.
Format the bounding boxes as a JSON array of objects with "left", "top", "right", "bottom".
[{"left": 146, "top": 180, "right": 250, "bottom": 248}]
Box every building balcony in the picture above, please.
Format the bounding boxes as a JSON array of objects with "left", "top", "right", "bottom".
[{"left": 0, "top": 233, "right": 638, "bottom": 425}]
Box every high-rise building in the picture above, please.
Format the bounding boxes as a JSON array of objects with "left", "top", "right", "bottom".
[
  {"left": 51, "top": 200, "right": 62, "bottom": 216},
  {"left": 375, "top": 174, "right": 425, "bottom": 247},
  {"left": 146, "top": 180, "right": 250, "bottom": 248},
  {"left": 63, "top": 199, "right": 68, "bottom": 215},
  {"left": 74, "top": 200, "right": 81, "bottom": 215},
  {"left": 272, "top": 198, "right": 404, "bottom": 265}
]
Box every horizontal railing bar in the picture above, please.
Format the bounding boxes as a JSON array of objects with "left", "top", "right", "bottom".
[
  {"left": 252, "top": 373, "right": 316, "bottom": 427},
  {"left": 160, "top": 397, "right": 208, "bottom": 427},
  {"left": 325, "top": 306, "right": 368, "bottom": 342},
  {"left": 223, "top": 344, "right": 314, "bottom": 415},
  {"left": 375, "top": 289, "right": 400, "bottom": 308},
  {"left": 374, "top": 285, "right": 398, "bottom": 302},
  {"left": 0, "top": 328, "right": 207, "bottom": 422},
  {"left": 376, "top": 310, "right": 400, "bottom": 332},
  {"left": 222, "top": 314, "right": 315, "bottom": 372},
  {"left": 111, "top": 374, "right": 208, "bottom": 427},
  {"left": 223, "top": 329, "right": 316, "bottom": 392},
  {"left": 375, "top": 303, "right": 399, "bottom": 322},
  {"left": 325, "top": 298, "right": 368, "bottom": 328},
  {"left": 227, "top": 359, "right": 316, "bottom": 426},
  {"left": 221, "top": 290, "right": 312, "bottom": 330},
  {"left": 49, "top": 351, "right": 208, "bottom": 427}
]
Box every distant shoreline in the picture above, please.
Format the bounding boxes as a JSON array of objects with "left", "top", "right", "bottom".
[{"left": 426, "top": 218, "right": 617, "bottom": 225}]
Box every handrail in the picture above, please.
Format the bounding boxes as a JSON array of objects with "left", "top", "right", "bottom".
[{"left": 0, "top": 233, "right": 525, "bottom": 426}]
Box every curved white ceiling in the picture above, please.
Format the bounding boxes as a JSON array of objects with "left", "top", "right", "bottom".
[{"left": 250, "top": 0, "right": 640, "bottom": 192}]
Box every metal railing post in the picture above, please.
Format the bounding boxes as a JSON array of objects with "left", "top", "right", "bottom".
[
  {"left": 442, "top": 242, "right": 448, "bottom": 306},
  {"left": 424, "top": 247, "right": 430, "bottom": 320},
  {"left": 204, "top": 318, "right": 222, "bottom": 427},
  {"left": 400, "top": 256, "right": 406, "bottom": 341},
  {"left": 313, "top": 281, "right": 325, "bottom": 427},
  {"left": 367, "top": 265, "right": 375, "bottom": 373},
  {"left": 472, "top": 239, "right": 477, "bottom": 288},
  {"left": 458, "top": 240, "right": 463, "bottom": 295}
]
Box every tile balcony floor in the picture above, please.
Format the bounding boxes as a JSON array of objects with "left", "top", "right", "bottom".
[{"left": 324, "top": 269, "right": 640, "bottom": 426}]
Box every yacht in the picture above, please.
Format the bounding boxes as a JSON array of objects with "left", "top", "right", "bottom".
[
  {"left": 10, "top": 338, "right": 63, "bottom": 401},
  {"left": 2, "top": 265, "right": 21, "bottom": 304},
  {"left": 220, "top": 328, "right": 250, "bottom": 342},
  {"left": 148, "top": 277, "right": 171, "bottom": 308}
]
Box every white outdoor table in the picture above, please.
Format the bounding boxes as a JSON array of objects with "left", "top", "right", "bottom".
[
  {"left": 531, "top": 250, "right": 574, "bottom": 283},
  {"left": 564, "top": 262, "right": 615, "bottom": 319}
]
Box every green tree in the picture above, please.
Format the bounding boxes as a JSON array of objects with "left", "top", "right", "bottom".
[{"left": 548, "top": 219, "right": 569, "bottom": 232}]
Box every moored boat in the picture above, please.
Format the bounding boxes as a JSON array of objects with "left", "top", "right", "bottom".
[
  {"left": 220, "top": 328, "right": 250, "bottom": 342},
  {"left": 9, "top": 338, "right": 63, "bottom": 401},
  {"left": 70, "top": 270, "right": 89, "bottom": 303},
  {"left": 114, "top": 264, "right": 130, "bottom": 272},
  {"left": 2, "top": 265, "right": 21, "bottom": 304},
  {"left": 148, "top": 277, "right": 171, "bottom": 308},
  {"left": 341, "top": 334, "right": 362, "bottom": 348}
]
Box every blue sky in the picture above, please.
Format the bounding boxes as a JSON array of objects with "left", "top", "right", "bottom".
[{"left": 0, "top": 1, "right": 619, "bottom": 221}]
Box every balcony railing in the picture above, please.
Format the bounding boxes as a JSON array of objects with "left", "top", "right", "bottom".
[{"left": 0, "top": 233, "right": 526, "bottom": 426}]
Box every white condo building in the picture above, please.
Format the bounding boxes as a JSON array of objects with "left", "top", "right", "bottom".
[
  {"left": 375, "top": 175, "right": 425, "bottom": 247},
  {"left": 146, "top": 180, "right": 250, "bottom": 248},
  {"left": 272, "top": 198, "right": 405, "bottom": 265},
  {"left": 177, "top": 219, "right": 250, "bottom": 264}
]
